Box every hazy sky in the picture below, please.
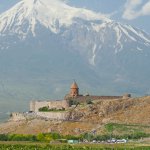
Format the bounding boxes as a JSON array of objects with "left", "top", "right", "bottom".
[{"left": 0, "top": 0, "right": 150, "bottom": 33}]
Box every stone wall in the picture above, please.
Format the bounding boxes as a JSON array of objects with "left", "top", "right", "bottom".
[
  {"left": 10, "top": 113, "right": 26, "bottom": 121},
  {"left": 48, "top": 100, "right": 69, "bottom": 110},
  {"left": 69, "top": 95, "right": 124, "bottom": 103},
  {"left": 10, "top": 112, "right": 69, "bottom": 121},
  {"left": 30, "top": 100, "right": 69, "bottom": 112},
  {"left": 36, "top": 112, "right": 68, "bottom": 120}
]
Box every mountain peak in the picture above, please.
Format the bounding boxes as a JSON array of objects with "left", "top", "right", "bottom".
[
  {"left": 0, "top": 0, "right": 110, "bottom": 37},
  {"left": 22, "top": 0, "right": 66, "bottom": 6}
]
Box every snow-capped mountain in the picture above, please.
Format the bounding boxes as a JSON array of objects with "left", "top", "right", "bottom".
[
  {"left": 0, "top": 0, "right": 109, "bottom": 37},
  {"left": 0, "top": 0, "right": 150, "bottom": 65},
  {"left": 0, "top": 0, "right": 150, "bottom": 113}
]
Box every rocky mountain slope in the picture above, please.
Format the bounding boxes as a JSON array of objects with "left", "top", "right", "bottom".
[
  {"left": 0, "top": 96, "right": 150, "bottom": 135},
  {"left": 0, "top": 0, "right": 150, "bottom": 118}
]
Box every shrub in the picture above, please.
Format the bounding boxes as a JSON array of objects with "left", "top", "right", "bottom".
[
  {"left": 0, "top": 134, "right": 8, "bottom": 141},
  {"left": 39, "top": 106, "right": 49, "bottom": 112},
  {"left": 68, "top": 99, "right": 80, "bottom": 107},
  {"left": 86, "top": 99, "right": 93, "bottom": 105},
  {"left": 39, "top": 107, "right": 65, "bottom": 112}
]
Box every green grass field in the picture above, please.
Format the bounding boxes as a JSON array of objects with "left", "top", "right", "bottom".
[{"left": 0, "top": 141, "right": 150, "bottom": 150}]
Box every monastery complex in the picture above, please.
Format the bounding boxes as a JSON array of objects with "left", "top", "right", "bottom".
[
  {"left": 30, "top": 81, "right": 130, "bottom": 112},
  {"left": 11, "top": 81, "right": 131, "bottom": 121}
]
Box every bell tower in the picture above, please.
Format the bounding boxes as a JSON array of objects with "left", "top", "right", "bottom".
[{"left": 70, "top": 81, "right": 79, "bottom": 97}]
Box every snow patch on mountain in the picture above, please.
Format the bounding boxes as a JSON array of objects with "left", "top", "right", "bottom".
[
  {"left": 89, "top": 44, "right": 97, "bottom": 66},
  {"left": 137, "top": 47, "right": 143, "bottom": 51},
  {"left": 114, "top": 26, "right": 123, "bottom": 53},
  {"left": 119, "top": 25, "right": 136, "bottom": 42},
  {"left": 124, "top": 25, "right": 150, "bottom": 43}
]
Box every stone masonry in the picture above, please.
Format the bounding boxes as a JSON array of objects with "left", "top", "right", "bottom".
[{"left": 30, "top": 100, "right": 69, "bottom": 112}]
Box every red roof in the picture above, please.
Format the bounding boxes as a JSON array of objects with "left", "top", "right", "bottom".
[{"left": 71, "top": 81, "right": 78, "bottom": 89}]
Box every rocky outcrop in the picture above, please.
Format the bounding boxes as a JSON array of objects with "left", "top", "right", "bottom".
[
  {"left": 36, "top": 112, "right": 68, "bottom": 120},
  {"left": 67, "top": 96, "right": 150, "bottom": 125}
]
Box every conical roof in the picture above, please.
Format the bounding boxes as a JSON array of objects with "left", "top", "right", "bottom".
[{"left": 71, "top": 81, "right": 78, "bottom": 89}]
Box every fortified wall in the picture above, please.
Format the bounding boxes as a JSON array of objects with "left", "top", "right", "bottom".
[
  {"left": 30, "top": 100, "right": 69, "bottom": 112},
  {"left": 10, "top": 112, "right": 69, "bottom": 121},
  {"left": 10, "top": 113, "right": 27, "bottom": 121},
  {"left": 36, "top": 112, "right": 68, "bottom": 120},
  {"left": 73, "top": 95, "right": 123, "bottom": 103}
]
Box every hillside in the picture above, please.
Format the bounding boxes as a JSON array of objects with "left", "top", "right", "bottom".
[{"left": 0, "top": 96, "right": 150, "bottom": 136}]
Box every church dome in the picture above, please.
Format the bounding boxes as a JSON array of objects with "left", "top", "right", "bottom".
[{"left": 71, "top": 81, "right": 78, "bottom": 89}]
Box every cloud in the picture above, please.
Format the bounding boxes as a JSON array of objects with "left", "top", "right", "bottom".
[
  {"left": 123, "top": 0, "right": 150, "bottom": 20},
  {"left": 142, "top": 1, "right": 150, "bottom": 14}
]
